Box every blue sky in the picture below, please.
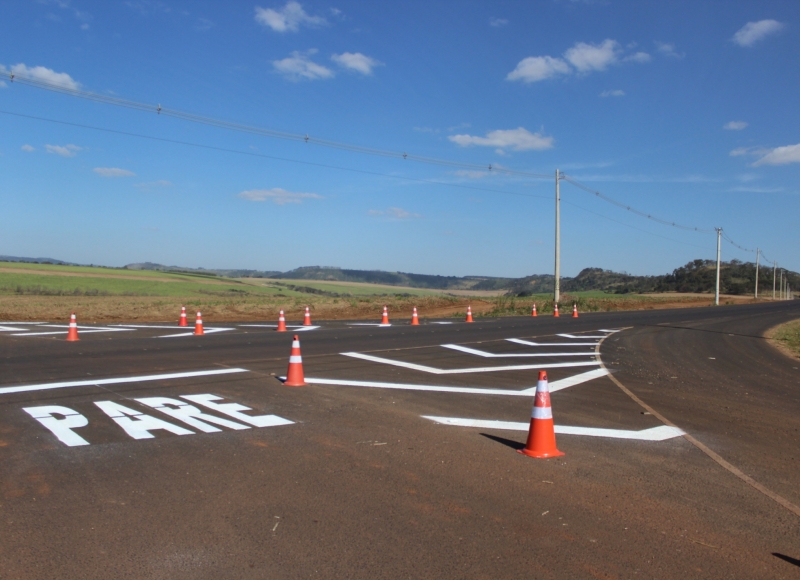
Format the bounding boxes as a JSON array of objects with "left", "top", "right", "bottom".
[{"left": 0, "top": 0, "right": 797, "bottom": 278}]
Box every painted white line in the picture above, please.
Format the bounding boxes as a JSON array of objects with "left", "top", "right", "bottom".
[
  {"left": 507, "top": 339, "right": 599, "bottom": 347},
  {"left": 347, "top": 323, "right": 392, "bottom": 327},
  {"left": 0, "top": 322, "right": 47, "bottom": 325},
  {"left": 524, "top": 368, "right": 610, "bottom": 393},
  {"left": 158, "top": 328, "right": 235, "bottom": 338},
  {"left": 304, "top": 367, "right": 607, "bottom": 396},
  {"left": 598, "top": 329, "right": 621, "bottom": 333},
  {"left": 340, "top": 352, "right": 599, "bottom": 374},
  {"left": 0, "top": 368, "right": 249, "bottom": 396},
  {"left": 431, "top": 322, "right": 454, "bottom": 325},
  {"left": 302, "top": 377, "right": 532, "bottom": 396},
  {"left": 557, "top": 334, "right": 608, "bottom": 339},
  {"left": 12, "top": 328, "right": 136, "bottom": 337},
  {"left": 442, "top": 344, "right": 596, "bottom": 358},
  {"left": 0, "top": 325, "right": 30, "bottom": 332},
  {"left": 113, "top": 324, "right": 192, "bottom": 329},
  {"left": 422, "top": 416, "right": 686, "bottom": 441},
  {"left": 238, "top": 325, "right": 319, "bottom": 330}
]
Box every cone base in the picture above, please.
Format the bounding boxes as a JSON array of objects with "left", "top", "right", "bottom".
[
  {"left": 276, "top": 328, "right": 287, "bottom": 332},
  {"left": 66, "top": 336, "right": 79, "bottom": 342},
  {"left": 283, "top": 381, "right": 306, "bottom": 387},
  {"left": 517, "top": 448, "right": 565, "bottom": 459}
]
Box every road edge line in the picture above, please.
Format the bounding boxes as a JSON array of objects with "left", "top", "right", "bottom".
[{"left": 596, "top": 327, "right": 800, "bottom": 518}]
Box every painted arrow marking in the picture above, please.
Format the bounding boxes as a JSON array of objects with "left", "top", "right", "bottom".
[
  {"left": 341, "top": 352, "right": 600, "bottom": 374},
  {"left": 442, "top": 344, "right": 596, "bottom": 358},
  {"left": 422, "top": 416, "right": 685, "bottom": 441},
  {"left": 301, "top": 368, "right": 608, "bottom": 396}
]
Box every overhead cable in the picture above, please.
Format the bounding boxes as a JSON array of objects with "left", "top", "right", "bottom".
[
  {"left": 0, "top": 71, "right": 551, "bottom": 180},
  {"left": 560, "top": 175, "right": 715, "bottom": 233}
]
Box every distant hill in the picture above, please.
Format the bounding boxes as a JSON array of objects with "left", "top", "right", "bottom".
[
  {"left": 0, "top": 255, "right": 73, "bottom": 265},
  {"left": 273, "top": 266, "right": 510, "bottom": 290}
]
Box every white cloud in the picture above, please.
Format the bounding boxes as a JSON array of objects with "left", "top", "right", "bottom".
[
  {"left": 135, "top": 180, "right": 172, "bottom": 189},
  {"left": 5, "top": 64, "right": 80, "bottom": 90},
  {"left": 21, "top": 144, "right": 35, "bottom": 152},
  {"left": 507, "top": 39, "right": 648, "bottom": 83},
  {"left": 0, "top": 81, "right": 6, "bottom": 89},
  {"left": 238, "top": 188, "right": 323, "bottom": 204},
  {"left": 255, "top": 2, "right": 325, "bottom": 32},
  {"left": 729, "top": 146, "right": 768, "bottom": 157},
  {"left": 753, "top": 144, "right": 800, "bottom": 166},
  {"left": 723, "top": 121, "right": 748, "bottom": 131},
  {"left": 655, "top": 41, "right": 684, "bottom": 58},
  {"left": 273, "top": 50, "right": 334, "bottom": 81},
  {"left": 624, "top": 51, "right": 651, "bottom": 63},
  {"left": 454, "top": 170, "right": 489, "bottom": 179},
  {"left": 732, "top": 19, "right": 783, "bottom": 47},
  {"left": 506, "top": 56, "right": 570, "bottom": 83},
  {"left": 728, "top": 186, "right": 784, "bottom": 193},
  {"left": 489, "top": 17, "right": 508, "bottom": 27},
  {"left": 93, "top": 167, "right": 135, "bottom": 177},
  {"left": 331, "top": 52, "right": 382, "bottom": 75},
  {"left": 600, "top": 89, "right": 625, "bottom": 97},
  {"left": 449, "top": 127, "right": 554, "bottom": 152},
  {"left": 368, "top": 207, "right": 420, "bottom": 220},
  {"left": 45, "top": 144, "right": 81, "bottom": 157},
  {"left": 564, "top": 39, "right": 620, "bottom": 72}
]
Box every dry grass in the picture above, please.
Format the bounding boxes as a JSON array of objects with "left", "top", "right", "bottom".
[{"left": 767, "top": 318, "right": 800, "bottom": 361}]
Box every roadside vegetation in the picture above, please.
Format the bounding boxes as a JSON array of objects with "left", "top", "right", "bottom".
[{"left": 770, "top": 319, "right": 800, "bottom": 360}]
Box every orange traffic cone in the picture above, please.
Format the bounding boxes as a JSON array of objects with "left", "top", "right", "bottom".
[
  {"left": 194, "top": 311, "right": 205, "bottom": 336},
  {"left": 572, "top": 303, "right": 579, "bottom": 318},
  {"left": 179, "top": 306, "right": 188, "bottom": 327},
  {"left": 532, "top": 303, "right": 538, "bottom": 317},
  {"left": 411, "top": 307, "right": 420, "bottom": 326},
  {"left": 466, "top": 305, "right": 474, "bottom": 323},
  {"left": 284, "top": 335, "right": 306, "bottom": 387},
  {"left": 66, "top": 312, "right": 80, "bottom": 342},
  {"left": 303, "top": 306, "right": 312, "bottom": 326},
  {"left": 518, "top": 371, "right": 564, "bottom": 459},
  {"left": 277, "top": 310, "right": 287, "bottom": 332},
  {"left": 381, "top": 305, "right": 389, "bottom": 325},
  {"left": 553, "top": 303, "right": 560, "bottom": 317}
]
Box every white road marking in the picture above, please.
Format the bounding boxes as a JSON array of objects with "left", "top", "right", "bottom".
[
  {"left": 507, "top": 339, "right": 599, "bottom": 347},
  {"left": 442, "top": 344, "right": 596, "bottom": 358},
  {"left": 95, "top": 400, "right": 195, "bottom": 439},
  {"left": 12, "top": 328, "right": 136, "bottom": 336},
  {"left": 112, "top": 324, "right": 191, "bottom": 329},
  {"left": 0, "top": 368, "right": 249, "bottom": 396},
  {"left": 136, "top": 397, "right": 251, "bottom": 433},
  {"left": 22, "top": 406, "right": 90, "bottom": 447},
  {"left": 0, "top": 322, "right": 47, "bottom": 325},
  {"left": 238, "top": 325, "right": 320, "bottom": 331},
  {"left": 430, "top": 322, "right": 454, "bottom": 325},
  {"left": 158, "top": 328, "right": 235, "bottom": 338},
  {"left": 557, "top": 334, "right": 609, "bottom": 339},
  {"left": 181, "top": 394, "right": 294, "bottom": 428},
  {"left": 302, "top": 368, "right": 607, "bottom": 396},
  {"left": 524, "top": 368, "right": 610, "bottom": 393},
  {"left": 598, "top": 329, "right": 621, "bottom": 333},
  {"left": 422, "top": 416, "right": 685, "bottom": 441},
  {"left": 341, "top": 352, "right": 599, "bottom": 374},
  {"left": 347, "top": 323, "right": 392, "bottom": 327},
  {"left": 0, "top": 325, "right": 30, "bottom": 332}
]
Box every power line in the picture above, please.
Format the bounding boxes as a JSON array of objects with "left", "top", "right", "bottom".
[
  {"left": 0, "top": 71, "right": 552, "bottom": 180},
  {"left": 0, "top": 109, "right": 552, "bottom": 202},
  {"left": 721, "top": 231, "right": 756, "bottom": 254},
  {"left": 561, "top": 174, "right": 714, "bottom": 233}
]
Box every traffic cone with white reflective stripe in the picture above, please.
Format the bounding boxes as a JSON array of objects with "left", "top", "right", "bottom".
[
  {"left": 284, "top": 335, "right": 306, "bottom": 387},
  {"left": 572, "top": 303, "right": 579, "bottom": 318},
  {"left": 66, "top": 312, "right": 79, "bottom": 342},
  {"left": 411, "top": 307, "right": 420, "bottom": 326},
  {"left": 518, "top": 371, "right": 564, "bottom": 458},
  {"left": 277, "top": 310, "right": 287, "bottom": 332},
  {"left": 381, "top": 305, "right": 389, "bottom": 325},
  {"left": 466, "top": 305, "right": 474, "bottom": 323},
  {"left": 553, "top": 303, "right": 560, "bottom": 317},
  {"left": 303, "top": 306, "right": 312, "bottom": 326},
  {"left": 194, "top": 311, "right": 204, "bottom": 336},
  {"left": 179, "top": 306, "right": 188, "bottom": 327},
  {"left": 532, "top": 303, "right": 538, "bottom": 317}
]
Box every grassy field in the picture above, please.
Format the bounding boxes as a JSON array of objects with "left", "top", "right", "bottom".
[
  {"left": 770, "top": 319, "right": 800, "bottom": 360},
  {"left": 0, "top": 261, "right": 758, "bottom": 322}
]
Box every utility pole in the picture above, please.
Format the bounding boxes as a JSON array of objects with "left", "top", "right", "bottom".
[
  {"left": 554, "top": 168, "right": 561, "bottom": 305},
  {"left": 754, "top": 248, "right": 759, "bottom": 299},
  {"left": 780, "top": 270, "right": 784, "bottom": 300},
  {"left": 714, "top": 227, "right": 722, "bottom": 306},
  {"left": 773, "top": 261, "right": 777, "bottom": 300}
]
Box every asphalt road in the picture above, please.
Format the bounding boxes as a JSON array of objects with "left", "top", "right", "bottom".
[{"left": 1, "top": 302, "right": 799, "bottom": 579}]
